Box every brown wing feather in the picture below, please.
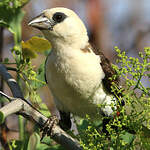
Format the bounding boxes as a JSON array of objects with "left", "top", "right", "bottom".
[{"left": 99, "top": 51, "right": 119, "bottom": 94}]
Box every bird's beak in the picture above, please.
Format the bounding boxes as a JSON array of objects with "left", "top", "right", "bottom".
[{"left": 28, "top": 14, "right": 53, "bottom": 30}]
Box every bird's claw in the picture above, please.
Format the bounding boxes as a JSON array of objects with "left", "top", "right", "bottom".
[{"left": 40, "top": 115, "right": 59, "bottom": 141}]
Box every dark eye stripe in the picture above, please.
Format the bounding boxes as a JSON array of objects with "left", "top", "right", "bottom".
[{"left": 52, "top": 12, "right": 67, "bottom": 23}]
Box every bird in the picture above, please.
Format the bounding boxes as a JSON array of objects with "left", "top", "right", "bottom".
[{"left": 28, "top": 7, "right": 123, "bottom": 131}]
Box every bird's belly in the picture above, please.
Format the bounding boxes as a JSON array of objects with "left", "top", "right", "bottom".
[
  {"left": 46, "top": 67, "right": 99, "bottom": 117},
  {"left": 45, "top": 50, "right": 106, "bottom": 117}
]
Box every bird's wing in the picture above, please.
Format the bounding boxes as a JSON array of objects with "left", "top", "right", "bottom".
[
  {"left": 82, "top": 44, "right": 121, "bottom": 96},
  {"left": 44, "top": 51, "right": 52, "bottom": 84}
]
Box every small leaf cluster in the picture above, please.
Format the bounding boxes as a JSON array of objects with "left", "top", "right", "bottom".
[
  {"left": 8, "top": 133, "right": 65, "bottom": 150},
  {"left": 77, "top": 47, "right": 150, "bottom": 149},
  {"left": 0, "top": 1, "right": 58, "bottom": 149}
]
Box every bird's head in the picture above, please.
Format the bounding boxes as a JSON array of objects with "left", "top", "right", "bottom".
[{"left": 28, "top": 7, "right": 88, "bottom": 48}]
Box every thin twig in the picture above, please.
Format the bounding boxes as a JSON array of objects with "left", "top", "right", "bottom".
[{"left": 0, "top": 91, "right": 16, "bottom": 101}]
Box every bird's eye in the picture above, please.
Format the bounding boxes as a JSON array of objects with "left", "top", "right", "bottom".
[{"left": 52, "top": 12, "right": 67, "bottom": 23}]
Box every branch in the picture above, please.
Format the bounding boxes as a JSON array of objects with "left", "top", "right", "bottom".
[
  {"left": 0, "top": 64, "right": 82, "bottom": 150},
  {"left": 0, "top": 64, "right": 23, "bottom": 98}
]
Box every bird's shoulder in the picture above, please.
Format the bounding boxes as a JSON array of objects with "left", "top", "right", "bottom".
[{"left": 82, "top": 43, "right": 120, "bottom": 95}]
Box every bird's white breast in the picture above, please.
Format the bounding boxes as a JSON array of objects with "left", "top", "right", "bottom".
[{"left": 46, "top": 44, "right": 112, "bottom": 117}]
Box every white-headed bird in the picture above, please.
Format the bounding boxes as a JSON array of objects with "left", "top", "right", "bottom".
[{"left": 28, "top": 7, "right": 123, "bottom": 130}]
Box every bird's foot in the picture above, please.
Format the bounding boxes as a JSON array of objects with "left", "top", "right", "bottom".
[{"left": 40, "top": 115, "right": 59, "bottom": 141}]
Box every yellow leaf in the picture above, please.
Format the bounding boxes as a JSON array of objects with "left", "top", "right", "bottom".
[
  {"left": 22, "top": 36, "right": 51, "bottom": 59},
  {"left": 22, "top": 41, "right": 37, "bottom": 59}
]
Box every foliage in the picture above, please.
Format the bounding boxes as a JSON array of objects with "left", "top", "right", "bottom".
[
  {"left": 77, "top": 47, "right": 150, "bottom": 150},
  {"left": 0, "top": 0, "right": 27, "bottom": 46},
  {"left": 0, "top": 0, "right": 150, "bottom": 150},
  {"left": 0, "top": 0, "right": 61, "bottom": 149}
]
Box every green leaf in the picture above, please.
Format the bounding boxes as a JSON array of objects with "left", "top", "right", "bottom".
[
  {"left": 121, "top": 132, "right": 135, "bottom": 144},
  {"left": 36, "top": 139, "right": 65, "bottom": 150},
  {"left": 39, "top": 103, "right": 51, "bottom": 118},
  {"left": 30, "top": 92, "right": 51, "bottom": 117},
  {"left": 27, "top": 132, "right": 41, "bottom": 150},
  {"left": 41, "top": 136, "right": 53, "bottom": 145},
  {"left": 4, "top": 58, "right": 9, "bottom": 63},
  {"left": 9, "top": 9, "right": 25, "bottom": 45},
  {"left": 77, "top": 119, "right": 89, "bottom": 131},
  {"left": 36, "top": 143, "right": 49, "bottom": 150},
  {"left": 9, "top": 140, "right": 23, "bottom": 150},
  {"left": 13, "top": 0, "right": 30, "bottom": 8},
  {"left": 31, "top": 63, "right": 46, "bottom": 89},
  {"left": 32, "top": 135, "right": 58, "bottom": 150},
  {"left": 0, "top": 111, "right": 5, "bottom": 124},
  {"left": 0, "top": 5, "right": 24, "bottom": 45},
  {"left": 0, "top": 0, "right": 29, "bottom": 9},
  {"left": 0, "top": 96, "right": 9, "bottom": 103},
  {"left": 0, "top": 20, "right": 9, "bottom": 27}
]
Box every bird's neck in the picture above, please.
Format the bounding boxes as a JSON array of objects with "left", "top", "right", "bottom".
[{"left": 43, "top": 31, "right": 89, "bottom": 50}]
